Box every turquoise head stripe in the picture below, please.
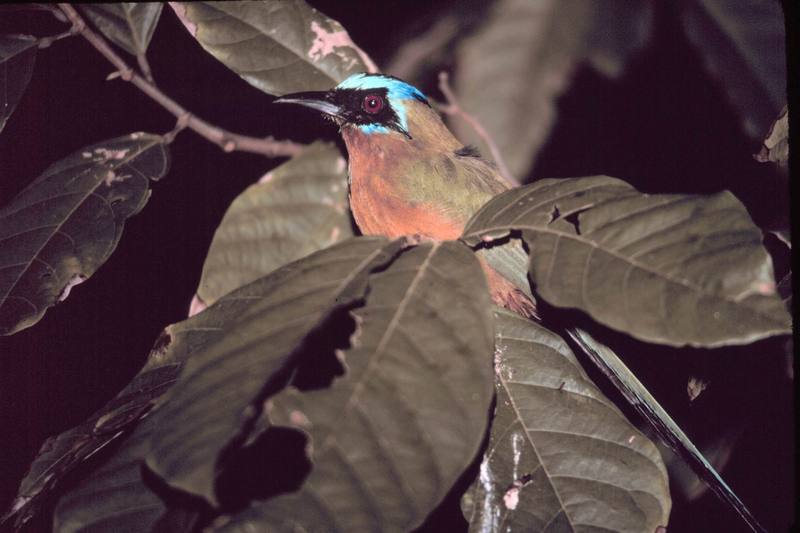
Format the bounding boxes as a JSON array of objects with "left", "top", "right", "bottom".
[{"left": 337, "top": 74, "right": 427, "bottom": 134}]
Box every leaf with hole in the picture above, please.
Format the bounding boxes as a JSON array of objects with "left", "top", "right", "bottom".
[
  {"left": 462, "top": 309, "right": 670, "bottom": 532},
  {"left": 212, "top": 240, "right": 495, "bottom": 532},
  {"left": 80, "top": 3, "right": 163, "bottom": 56},
  {"left": 0, "top": 133, "right": 170, "bottom": 335},
  {"left": 0, "top": 34, "right": 37, "bottom": 134},
  {"left": 196, "top": 142, "right": 352, "bottom": 307},
  {"left": 170, "top": 1, "right": 377, "bottom": 96},
  {"left": 682, "top": 0, "right": 786, "bottom": 138},
  {"left": 462, "top": 176, "right": 791, "bottom": 347},
  {"left": 146, "top": 237, "right": 402, "bottom": 505}
]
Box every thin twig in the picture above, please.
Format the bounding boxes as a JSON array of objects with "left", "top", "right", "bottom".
[
  {"left": 58, "top": 3, "right": 304, "bottom": 158},
  {"left": 136, "top": 53, "right": 155, "bottom": 85},
  {"left": 437, "top": 71, "right": 517, "bottom": 186},
  {"left": 36, "top": 26, "right": 78, "bottom": 49}
]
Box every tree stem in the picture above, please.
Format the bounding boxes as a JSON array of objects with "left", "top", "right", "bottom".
[{"left": 58, "top": 3, "right": 304, "bottom": 158}]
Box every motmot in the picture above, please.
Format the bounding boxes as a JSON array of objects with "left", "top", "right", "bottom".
[{"left": 275, "top": 73, "right": 536, "bottom": 318}]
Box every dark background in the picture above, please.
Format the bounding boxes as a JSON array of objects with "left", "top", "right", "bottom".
[{"left": 0, "top": 2, "right": 793, "bottom": 532}]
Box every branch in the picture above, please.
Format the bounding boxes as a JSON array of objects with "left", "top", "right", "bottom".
[
  {"left": 437, "top": 71, "right": 517, "bottom": 186},
  {"left": 58, "top": 3, "right": 304, "bottom": 158},
  {"left": 36, "top": 26, "right": 78, "bottom": 49},
  {"left": 135, "top": 53, "right": 155, "bottom": 85}
]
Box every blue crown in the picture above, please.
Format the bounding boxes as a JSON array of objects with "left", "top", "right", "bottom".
[{"left": 336, "top": 74, "right": 427, "bottom": 134}]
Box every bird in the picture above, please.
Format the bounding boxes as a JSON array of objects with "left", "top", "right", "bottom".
[{"left": 274, "top": 73, "right": 536, "bottom": 318}]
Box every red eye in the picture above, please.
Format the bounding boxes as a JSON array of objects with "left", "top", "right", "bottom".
[{"left": 363, "top": 94, "right": 384, "bottom": 114}]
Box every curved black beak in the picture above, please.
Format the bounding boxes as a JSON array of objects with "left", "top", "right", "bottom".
[{"left": 273, "top": 91, "right": 343, "bottom": 119}]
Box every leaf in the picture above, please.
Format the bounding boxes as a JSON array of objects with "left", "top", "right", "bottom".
[
  {"left": 584, "top": 0, "right": 654, "bottom": 78},
  {"left": 52, "top": 416, "right": 171, "bottom": 533},
  {"left": 170, "top": 1, "right": 377, "bottom": 96},
  {"left": 462, "top": 176, "right": 791, "bottom": 347},
  {"left": 53, "top": 412, "right": 201, "bottom": 533},
  {"left": 0, "top": 133, "right": 170, "bottom": 335},
  {"left": 146, "top": 237, "right": 402, "bottom": 505},
  {"left": 451, "top": 0, "right": 653, "bottom": 180},
  {"left": 80, "top": 3, "right": 163, "bottom": 56},
  {"left": 682, "top": 0, "right": 786, "bottom": 138},
  {"left": 568, "top": 328, "right": 766, "bottom": 532},
  {"left": 755, "top": 105, "right": 788, "bottom": 167},
  {"left": 2, "top": 293, "right": 230, "bottom": 529},
  {"left": 212, "top": 241, "right": 495, "bottom": 533},
  {"left": 462, "top": 309, "right": 670, "bottom": 532},
  {"left": 196, "top": 142, "right": 352, "bottom": 306},
  {"left": 0, "top": 34, "right": 38, "bottom": 133}
]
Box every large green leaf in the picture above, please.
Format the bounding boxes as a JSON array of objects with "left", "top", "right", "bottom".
[
  {"left": 53, "top": 413, "right": 201, "bottom": 533},
  {"left": 682, "top": 0, "right": 786, "bottom": 138},
  {"left": 451, "top": 0, "right": 652, "bottom": 180},
  {"left": 568, "top": 329, "right": 765, "bottom": 532},
  {"left": 80, "top": 3, "right": 163, "bottom": 56},
  {"left": 196, "top": 141, "right": 352, "bottom": 307},
  {"left": 0, "top": 34, "right": 37, "bottom": 134},
  {"left": 462, "top": 309, "right": 670, "bottom": 532},
  {"left": 52, "top": 416, "right": 172, "bottom": 533},
  {"left": 170, "top": 1, "right": 377, "bottom": 96},
  {"left": 0, "top": 133, "right": 170, "bottom": 335},
  {"left": 212, "top": 240, "right": 495, "bottom": 532},
  {"left": 2, "top": 287, "right": 234, "bottom": 530},
  {"left": 146, "top": 237, "right": 402, "bottom": 505},
  {"left": 462, "top": 176, "right": 791, "bottom": 347}
]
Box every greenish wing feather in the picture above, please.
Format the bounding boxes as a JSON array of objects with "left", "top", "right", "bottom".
[
  {"left": 402, "top": 152, "right": 531, "bottom": 296},
  {"left": 404, "top": 152, "right": 509, "bottom": 224}
]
